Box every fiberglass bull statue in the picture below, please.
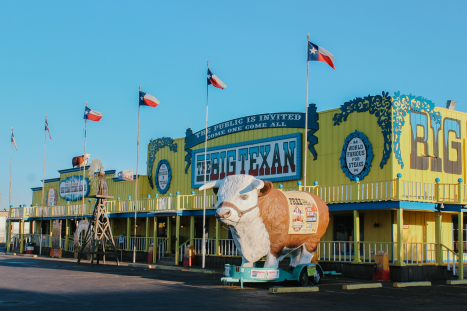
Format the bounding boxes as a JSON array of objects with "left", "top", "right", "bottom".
[
  {"left": 200, "top": 175, "right": 329, "bottom": 269},
  {"left": 72, "top": 153, "right": 90, "bottom": 168}
]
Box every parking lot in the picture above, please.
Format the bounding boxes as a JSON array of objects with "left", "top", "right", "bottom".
[{"left": 1, "top": 249, "right": 466, "bottom": 311}]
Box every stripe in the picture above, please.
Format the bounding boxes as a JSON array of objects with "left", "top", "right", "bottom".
[
  {"left": 143, "top": 94, "right": 160, "bottom": 107},
  {"left": 318, "top": 53, "right": 335, "bottom": 69},
  {"left": 87, "top": 113, "right": 102, "bottom": 121},
  {"left": 317, "top": 46, "right": 334, "bottom": 63},
  {"left": 211, "top": 75, "right": 226, "bottom": 89}
]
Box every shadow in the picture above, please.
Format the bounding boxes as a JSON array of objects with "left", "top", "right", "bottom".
[{"left": 2, "top": 251, "right": 467, "bottom": 311}]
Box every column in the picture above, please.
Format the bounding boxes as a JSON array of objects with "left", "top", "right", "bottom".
[
  {"left": 145, "top": 217, "right": 149, "bottom": 252},
  {"left": 190, "top": 216, "right": 194, "bottom": 247},
  {"left": 65, "top": 219, "right": 70, "bottom": 252},
  {"left": 458, "top": 211, "right": 464, "bottom": 280},
  {"left": 49, "top": 220, "right": 53, "bottom": 252},
  {"left": 175, "top": 215, "right": 180, "bottom": 265},
  {"left": 20, "top": 220, "right": 24, "bottom": 253},
  {"left": 435, "top": 211, "right": 442, "bottom": 265},
  {"left": 166, "top": 216, "right": 172, "bottom": 253},
  {"left": 153, "top": 217, "right": 157, "bottom": 264},
  {"left": 396, "top": 209, "right": 405, "bottom": 266},
  {"left": 352, "top": 210, "right": 360, "bottom": 263},
  {"left": 6, "top": 221, "right": 11, "bottom": 252},
  {"left": 126, "top": 218, "right": 131, "bottom": 251},
  {"left": 215, "top": 218, "right": 220, "bottom": 256}
]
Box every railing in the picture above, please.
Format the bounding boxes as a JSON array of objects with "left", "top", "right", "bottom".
[
  {"left": 194, "top": 195, "right": 217, "bottom": 209},
  {"left": 155, "top": 238, "right": 167, "bottom": 260},
  {"left": 120, "top": 200, "right": 128, "bottom": 212},
  {"left": 178, "top": 195, "right": 193, "bottom": 209},
  {"left": 156, "top": 197, "right": 175, "bottom": 210},
  {"left": 69, "top": 241, "right": 75, "bottom": 252},
  {"left": 106, "top": 201, "right": 116, "bottom": 213},
  {"left": 219, "top": 239, "right": 240, "bottom": 256},
  {"left": 32, "top": 234, "right": 50, "bottom": 247},
  {"left": 113, "top": 237, "right": 127, "bottom": 250},
  {"left": 36, "top": 206, "right": 51, "bottom": 217},
  {"left": 401, "top": 181, "right": 435, "bottom": 202},
  {"left": 318, "top": 241, "right": 396, "bottom": 263},
  {"left": 130, "top": 237, "right": 146, "bottom": 251},
  {"left": 442, "top": 244, "right": 459, "bottom": 276},
  {"left": 14, "top": 179, "right": 467, "bottom": 218},
  {"left": 10, "top": 234, "right": 20, "bottom": 249},
  {"left": 360, "top": 242, "right": 396, "bottom": 263},
  {"left": 193, "top": 238, "right": 216, "bottom": 255},
  {"left": 318, "top": 241, "right": 354, "bottom": 262},
  {"left": 178, "top": 240, "right": 190, "bottom": 263},
  {"left": 307, "top": 181, "right": 396, "bottom": 203},
  {"left": 68, "top": 204, "right": 88, "bottom": 216},
  {"left": 404, "top": 243, "right": 437, "bottom": 264},
  {"left": 9, "top": 208, "right": 23, "bottom": 218}
]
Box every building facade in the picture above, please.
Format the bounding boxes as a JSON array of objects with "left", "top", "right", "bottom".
[{"left": 6, "top": 91, "right": 467, "bottom": 280}]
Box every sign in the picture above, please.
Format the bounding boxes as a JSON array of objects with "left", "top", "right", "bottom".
[
  {"left": 251, "top": 269, "right": 280, "bottom": 279},
  {"left": 283, "top": 191, "right": 319, "bottom": 235},
  {"left": 340, "top": 131, "right": 374, "bottom": 182},
  {"left": 156, "top": 160, "right": 172, "bottom": 194},
  {"left": 345, "top": 137, "right": 366, "bottom": 175},
  {"left": 307, "top": 265, "right": 317, "bottom": 276},
  {"left": 51, "top": 220, "right": 61, "bottom": 258},
  {"left": 403, "top": 225, "right": 409, "bottom": 229},
  {"left": 119, "top": 234, "right": 124, "bottom": 243},
  {"left": 116, "top": 169, "right": 134, "bottom": 181},
  {"left": 225, "top": 266, "right": 230, "bottom": 276},
  {"left": 184, "top": 104, "right": 319, "bottom": 173},
  {"left": 59, "top": 175, "right": 89, "bottom": 201},
  {"left": 191, "top": 133, "right": 301, "bottom": 188},
  {"left": 47, "top": 187, "right": 57, "bottom": 206}
]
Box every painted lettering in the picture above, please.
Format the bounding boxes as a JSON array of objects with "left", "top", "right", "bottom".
[{"left": 443, "top": 118, "right": 462, "bottom": 175}]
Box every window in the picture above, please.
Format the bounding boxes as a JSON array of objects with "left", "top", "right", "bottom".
[
  {"left": 194, "top": 217, "right": 209, "bottom": 238},
  {"left": 157, "top": 221, "right": 167, "bottom": 237},
  {"left": 452, "top": 215, "right": 467, "bottom": 253},
  {"left": 333, "top": 213, "right": 364, "bottom": 242}
]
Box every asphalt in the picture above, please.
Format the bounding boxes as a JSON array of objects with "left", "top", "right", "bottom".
[{"left": 1, "top": 244, "right": 467, "bottom": 310}]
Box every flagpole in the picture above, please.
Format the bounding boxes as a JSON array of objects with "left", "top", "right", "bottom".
[
  {"left": 82, "top": 102, "right": 87, "bottom": 218},
  {"left": 134, "top": 85, "right": 141, "bottom": 263},
  {"left": 303, "top": 33, "right": 310, "bottom": 191},
  {"left": 41, "top": 115, "right": 48, "bottom": 255},
  {"left": 202, "top": 61, "right": 209, "bottom": 269},
  {"left": 41, "top": 115, "right": 47, "bottom": 209},
  {"left": 9, "top": 127, "right": 13, "bottom": 212}
]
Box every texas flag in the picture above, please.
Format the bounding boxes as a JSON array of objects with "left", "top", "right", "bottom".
[
  {"left": 11, "top": 129, "right": 17, "bottom": 150},
  {"left": 207, "top": 69, "right": 226, "bottom": 89},
  {"left": 307, "top": 41, "right": 335, "bottom": 69},
  {"left": 139, "top": 91, "right": 160, "bottom": 107},
  {"left": 84, "top": 107, "right": 103, "bottom": 121},
  {"left": 45, "top": 118, "right": 52, "bottom": 139}
]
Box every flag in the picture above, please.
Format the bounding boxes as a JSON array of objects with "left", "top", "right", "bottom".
[
  {"left": 307, "top": 41, "right": 335, "bottom": 69},
  {"left": 84, "top": 107, "right": 103, "bottom": 121},
  {"left": 207, "top": 69, "right": 227, "bottom": 89},
  {"left": 45, "top": 119, "right": 52, "bottom": 139},
  {"left": 139, "top": 91, "right": 160, "bottom": 107},
  {"left": 11, "top": 129, "right": 17, "bottom": 150}
]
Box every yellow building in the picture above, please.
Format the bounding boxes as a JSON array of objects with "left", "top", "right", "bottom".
[{"left": 7, "top": 91, "right": 466, "bottom": 281}]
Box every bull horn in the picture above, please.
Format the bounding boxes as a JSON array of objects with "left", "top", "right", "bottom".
[
  {"left": 252, "top": 179, "right": 265, "bottom": 190},
  {"left": 199, "top": 180, "right": 221, "bottom": 191}
]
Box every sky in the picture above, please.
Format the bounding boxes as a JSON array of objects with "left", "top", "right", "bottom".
[{"left": 0, "top": 0, "right": 466, "bottom": 209}]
